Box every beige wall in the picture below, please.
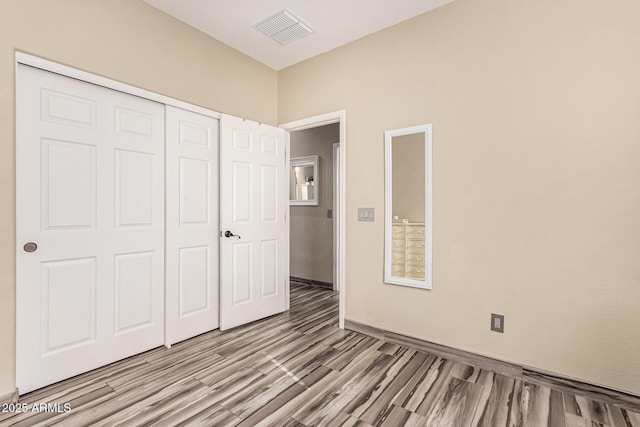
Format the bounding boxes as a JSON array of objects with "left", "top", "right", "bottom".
[
  {"left": 0, "top": 0, "right": 277, "bottom": 396},
  {"left": 290, "top": 124, "right": 338, "bottom": 283},
  {"left": 279, "top": 0, "right": 640, "bottom": 395},
  {"left": 392, "top": 133, "right": 425, "bottom": 223}
]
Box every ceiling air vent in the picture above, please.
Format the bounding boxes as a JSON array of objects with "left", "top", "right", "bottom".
[{"left": 255, "top": 9, "right": 313, "bottom": 45}]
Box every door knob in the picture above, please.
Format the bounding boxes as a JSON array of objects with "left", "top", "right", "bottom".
[
  {"left": 224, "top": 231, "right": 241, "bottom": 239},
  {"left": 23, "top": 242, "right": 38, "bottom": 253}
]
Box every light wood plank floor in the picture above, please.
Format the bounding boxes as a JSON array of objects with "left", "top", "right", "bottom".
[{"left": 2, "top": 283, "right": 639, "bottom": 426}]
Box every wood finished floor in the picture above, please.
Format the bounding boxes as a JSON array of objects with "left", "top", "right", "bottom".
[{"left": 2, "top": 283, "right": 639, "bottom": 427}]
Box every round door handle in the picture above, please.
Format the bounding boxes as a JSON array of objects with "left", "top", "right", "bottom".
[
  {"left": 224, "top": 231, "right": 241, "bottom": 239},
  {"left": 24, "top": 242, "right": 38, "bottom": 253}
]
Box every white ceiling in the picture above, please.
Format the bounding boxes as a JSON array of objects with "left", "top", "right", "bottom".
[{"left": 143, "top": 0, "right": 455, "bottom": 70}]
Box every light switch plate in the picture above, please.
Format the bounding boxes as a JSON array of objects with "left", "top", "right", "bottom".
[{"left": 358, "top": 208, "right": 375, "bottom": 222}]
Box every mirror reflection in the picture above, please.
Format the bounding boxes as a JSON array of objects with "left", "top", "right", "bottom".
[
  {"left": 291, "top": 165, "right": 315, "bottom": 201},
  {"left": 385, "top": 124, "right": 432, "bottom": 289},
  {"left": 391, "top": 133, "right": 425, "bottom": 280},
  {"left": 290, "top": 155, "right": 319, "bottom": 206}
]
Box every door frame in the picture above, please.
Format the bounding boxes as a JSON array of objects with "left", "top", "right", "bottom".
[
  {"left": 280, "top": 111, "right": 346, "bottom": 329},
  {"left": 333, "top": 142, "right": 340, "bottom": 292},
  {"left": 15, "top": 52, "right": 221, "bottom": 119}
]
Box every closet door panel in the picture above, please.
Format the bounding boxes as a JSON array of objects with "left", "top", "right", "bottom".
[
  {"left": 16, "top": 64, "right": 164, "bottom": 394},
  {"left": 165, "top": 106, "right": 219, "bottom": 346}
]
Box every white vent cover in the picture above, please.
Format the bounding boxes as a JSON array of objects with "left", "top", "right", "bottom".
[{"left": 255, "top": 9, "right": 313, "bottom": 45}]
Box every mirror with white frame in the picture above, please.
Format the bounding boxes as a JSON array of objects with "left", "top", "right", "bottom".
[
  {"left": 290, "top": 155, "right": 319, "bottom": 206},
  {"left": 384, "top": 124, "right": 432, "bottom": 289}
]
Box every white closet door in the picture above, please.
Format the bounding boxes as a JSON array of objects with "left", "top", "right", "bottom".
[
  {"left": 16, "top": 65, "right": 164, "bottom": 394},
  {"left": 219, "top": 114, "right": 288, "bottom": 330},
  {"left": 165, "top": 106, "right": 219, "bottom": 345}
]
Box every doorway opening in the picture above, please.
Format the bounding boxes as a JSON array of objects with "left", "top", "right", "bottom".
[
  {"left": 281, "top": 111, "right": 346, "bottom": 328},
  {"left": 288, "top": 124, "right": 338, "bottom": 291}
]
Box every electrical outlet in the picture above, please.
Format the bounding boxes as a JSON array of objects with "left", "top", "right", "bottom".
[{"left": 491, "top": 313, "right": 504, "bottom": 333}]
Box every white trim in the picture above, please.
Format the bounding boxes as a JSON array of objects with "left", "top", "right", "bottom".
[
  {"left": 332, "top": 142, "right": 340, "bottom": 292},
  {"left": 280, "top": 110, "right": 346, "bottom": 329},
  {"left": 384, "top": 124, "right": 433, "bottom": 290},
  {"left": 280, "top": 112, "right": 340, "bottom": 132},
  {"left": 285, "top": 132, "right": 291, "bottom": 311},
  {"left": 15, "top": 52, "right": 221, "bottom": 119}
]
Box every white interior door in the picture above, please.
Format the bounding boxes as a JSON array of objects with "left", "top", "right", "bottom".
[
  {"left": 165, "top": 106, "right": 219, "bottom": 345},
  {"left": 219, "top": 114, "right": 288, "bottom": 330},
  {"left": 16, "top": 65, "right": 165, "bottom": 393}
]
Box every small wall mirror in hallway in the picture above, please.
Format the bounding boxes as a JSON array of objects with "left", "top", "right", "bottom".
[
  {"left": 290, "top": 155, "right": 319, "bottom": 206},
  {"left": 384, "top": 124, "right": 432, "bottom": 290}
]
